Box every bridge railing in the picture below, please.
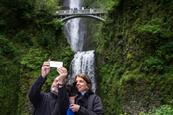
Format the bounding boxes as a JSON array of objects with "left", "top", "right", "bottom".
[{"left": 56, "top": 8, "right": 106, "bottom": 16}]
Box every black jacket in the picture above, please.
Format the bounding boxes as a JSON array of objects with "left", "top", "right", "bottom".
[
  {"left": 28, "top": 76, "right": 69, "bottom": 115},
  {"left": 75, "top": 91, "right": 104, "bottom": 115}
]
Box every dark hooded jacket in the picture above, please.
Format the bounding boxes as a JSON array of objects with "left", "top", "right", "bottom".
[
  {"left": 28, "top": 76, "right": 69, "bottom": 115},
  {"left": 75, "top": 90, "right": 104, "bottom": 115}
]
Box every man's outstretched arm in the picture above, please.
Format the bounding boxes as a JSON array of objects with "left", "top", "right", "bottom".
[{"left": 28, "top": 61, "right": 50, "bottom": 107}]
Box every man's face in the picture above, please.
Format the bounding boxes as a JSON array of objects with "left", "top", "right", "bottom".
[
  {"left": 75, "top": 77, "right": 89, "bottom": 93},
  {"left": 50, "top": 77, "right": 61, "bottom": 95}
]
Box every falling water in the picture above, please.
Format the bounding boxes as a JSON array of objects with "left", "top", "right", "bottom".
[
  {"left": 64, "top": 0, "right": 97, "bottom": 92},
  {"left": 70, "top": 50, "right": 96, "bottom": 92},
  {"left": 65, "top": 0, "right": 83, "bottom": 52}
]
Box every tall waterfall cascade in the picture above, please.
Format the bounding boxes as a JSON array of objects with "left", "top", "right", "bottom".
[
  {"left": 64, "top": 0, "right": 97, "bottom": 92},
  {"left": 65, "top": 0, "right": 83, "bottom": 52},
  {"left": 70, "top": 50, "right": 96, "bottom": 92}
]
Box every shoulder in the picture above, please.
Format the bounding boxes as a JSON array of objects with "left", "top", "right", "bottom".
[
  {"left": 87, "top": 93, "right": 103, "bottom": 111},
  {"left": 89, "top": 93, "right": 101, "bottom": 102},
  {"left": 86, "top": 91, "right": 101, "bottom": 102},
  {"left": 87, "top": 92, "right": 101, "bottom": 103}
]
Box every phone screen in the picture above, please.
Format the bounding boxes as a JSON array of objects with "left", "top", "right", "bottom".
[{"left": 49, "top": 61, "right": 63, "bottom": 68}]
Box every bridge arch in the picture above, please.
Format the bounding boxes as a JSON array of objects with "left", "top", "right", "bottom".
[{"left": 61, "top": 15, "right": 105, "bottom": 22}]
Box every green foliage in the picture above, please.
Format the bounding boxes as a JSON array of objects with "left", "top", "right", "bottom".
[
  {"left": 50, "top": 19, "right": 64, "bottom": 30},
  {"left": 0, "top": 0, "right": 61, "bottom": 34},
  {"left": 141, "top": 56, "right": 164, "bottom": 73},
  {"left": 135, "top": 18, "right": 162, "bottom": 34},
  {"left": 0, "top": 35, "right": 18, "bottom": 58},
  {"left": 0, "top": 60, "right": 20, "bottom": 115},
  {"left": 0, "top": 35, "right": 20, "bottom": 115},
  {"left": 0, "top": 50, "right": 19, "bottom": 115},
  {"left": 0, "top": 0, "right": 69, "bottom": 114},
  {"left": 141, "top": 105, "right": 173, "bottom": 115},
  {"left": 158, "top": 72, "right": 173, "bottom": 104},
  {"left": 119, "top": 70, "right": 173, "bottom": 114},
  {"left": 83, "top": 0, "right": 119, "bottom": 10},
  {"left": 98, "top": 64, "right": 123, "bottom": 115},
  {"left": 34, "top": 0, "right": 59, "bottom": 13},
  {"left": 20, "top": 48, "right": 48, "bottom": 70},
  {"left": 36, "top": 30, "right": 58, "bottom": 49},
  {"left": 141, "top": 41, "right": 173, "bottom": 73},
  {"left": 98, "top": 0, "right": 173, "bottom": 114},
  {"left": 156, "top": 42, "right": 173, "bottom": 65},
  {"left": 13, "top": 31, "right": 33, "bottom": 47}
]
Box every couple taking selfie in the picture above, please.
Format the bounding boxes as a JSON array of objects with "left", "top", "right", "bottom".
[{"left": 28, "top": 61, "right": 104, "bottom": 115}]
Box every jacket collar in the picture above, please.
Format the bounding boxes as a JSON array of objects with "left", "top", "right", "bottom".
[{"left": 78, "top": 90, "right": 94, "bottom": 98}]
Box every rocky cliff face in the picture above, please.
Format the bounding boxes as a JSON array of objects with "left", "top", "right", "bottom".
[{"left": 97, "top": 0, "right": 173, "bottom": 114}]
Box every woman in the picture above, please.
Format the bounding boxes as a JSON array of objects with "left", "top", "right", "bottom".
[{"left": 69, "top": 74, "right": 104, "bottom": 115}]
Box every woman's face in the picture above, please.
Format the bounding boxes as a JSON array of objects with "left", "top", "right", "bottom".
[{"left": 75, "top": 77, "right": 89, "bottom": 92}]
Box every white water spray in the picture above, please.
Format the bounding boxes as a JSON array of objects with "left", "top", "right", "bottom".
[{"left": 70, "top": 50, "right": 96, "bottom": 92}]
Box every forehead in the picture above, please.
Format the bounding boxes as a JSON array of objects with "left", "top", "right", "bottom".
[{"left": 76, "top": 77, "right": 85, "bottom": 82}]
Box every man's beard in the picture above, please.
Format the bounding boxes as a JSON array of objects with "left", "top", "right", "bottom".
[{"left": 51, "top": 86, "right": 58, "bottom": 95}]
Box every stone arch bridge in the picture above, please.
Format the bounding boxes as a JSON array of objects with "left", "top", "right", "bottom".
[{"left": 55, "top": 8, "right": 106, "bottom": 22}]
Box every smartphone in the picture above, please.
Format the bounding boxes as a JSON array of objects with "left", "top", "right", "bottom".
[{"left": 49, "top": 61, "right": 63, "bottom": 68}]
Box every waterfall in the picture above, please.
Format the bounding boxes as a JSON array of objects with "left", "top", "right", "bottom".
[
  {"left": 70, "top": 50, "right": 96, "bottom": 92},
  {"left": 64, "top": 0, "right": 97, "bottom": 92},
  {"left": 65, "top": 0, "right": 83, "bottom": 52}
]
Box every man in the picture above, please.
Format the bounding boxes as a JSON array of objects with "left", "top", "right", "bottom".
[{"left": 28, "top": 61, "right": 69, "bottom": 115}]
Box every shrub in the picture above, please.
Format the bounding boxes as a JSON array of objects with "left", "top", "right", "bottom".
[{"left": 141, "top": 105, "right": 173, "bottom": 115}]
